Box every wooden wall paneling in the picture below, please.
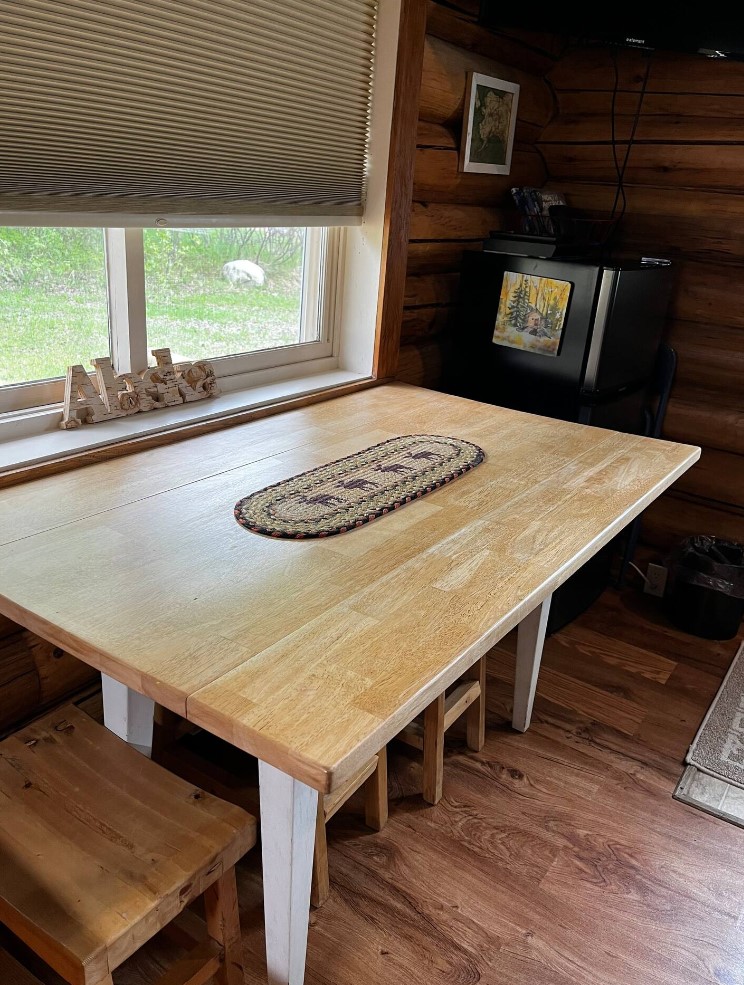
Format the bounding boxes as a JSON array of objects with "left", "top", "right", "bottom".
[
  {"left": 540, "top": 40, "right": 744, "bottom": 550},
  {"left": 0, "top": 629, "right": 99, "bottom": 736},
  {"left": 395, "top": 339, "right": 446, "bottom": 388},
  {"left": 541, "top": 142, "right": 744, "bottom": 192},
  {"left": 399, "top": 2, "right": 558, "bottom": 392},
  {"left": 400, "top": 307, "right": 453, "bottom": 344},
  {"left": 641, "top": 493, "right": 744, "bottom": 552},
  {"left": 373, "top": 0, "right": 429, "bottom": 381},
  {"left": 413, "top": 146, "right": 547, "bottom": 205},
  {"left": 545, "top": 93, "right": 744, "bottom": 143},
  {"left": 674, "top": 447, "right": 744, "bottom": 511},
  {"left": 666, "top": 322, "right": 744, "bottom": 395},
  {"left": 419, "top": 36, "right": 555, "bottom": 128},
  {"left": 616, "top": 216, "right": 744, "bottom": 267},
  {"left": 663, "top": 392, "right": 744, "bottom": 458},
  {"left": 404, "top": 272, "right": 460, "bottom": 308},
  {"left": 666, "top": 261, "right": 744, "bottom": 330},
  {"left": 409, "top": 202, "right": 506, "bottom": 241},
  {"left": 424, "top": 1, "right": 561, "bottom": 76},
  {"left": 551, "top": 181, "right": 744, "bottom": 222},
  {"left": 406, "top": 240, "right": 483, "bottom": 275}
]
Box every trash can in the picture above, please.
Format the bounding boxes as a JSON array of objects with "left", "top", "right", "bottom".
[{"left": 665, "top": 535, "right": 744, "bottom": 640}]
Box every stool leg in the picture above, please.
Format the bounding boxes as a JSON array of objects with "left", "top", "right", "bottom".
[
  {"left": 465, "top": 658, "right": 486, "bottom": 752},
  {"left": 310, "top": 797, "right": 330, "bottom": 908},
  {"left": 422, "top": 693, "right": 445, "bottom": 805},
  {"left": 204, "top": 869, "right": 244, "bottom": 985},
  {"left": 364, "top": 746, "right": 388, "bottom": 831},
  {"left": 92, "top": 977, "right": 114, "bottom": 985}
]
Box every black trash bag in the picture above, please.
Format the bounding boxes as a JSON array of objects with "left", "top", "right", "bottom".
[{"left": 665, "top": 535, "right": 744, "bottom": 640}]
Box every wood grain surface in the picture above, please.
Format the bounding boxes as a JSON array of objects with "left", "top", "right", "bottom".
[
  {"left": 85, "top": 581, "right": 744, "bottom": 985},
  {"left": 0, "top": 704, "right": 255, "bottom": 984},
  {"left": 0, "top": 384, "right": 699, "bottom": 793}
]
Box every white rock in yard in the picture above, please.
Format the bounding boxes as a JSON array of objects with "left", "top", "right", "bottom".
[{"left": 222, "top": 259, "right": 266, "bottom": 286}]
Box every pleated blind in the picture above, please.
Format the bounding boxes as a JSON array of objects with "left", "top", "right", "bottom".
[{"left": 0, "top": 0, "right": 378, "bottom": 224}]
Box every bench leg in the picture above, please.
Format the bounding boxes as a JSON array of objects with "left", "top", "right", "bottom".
[
  {"left": 364, "top": 745, "right": 388, "bottom": 831},
  {"left": 465, "top": 658, "right": 486, "bottom": 752},
  {"left": 259, "top": 760, "right": 317, "bottom": 985},
  {"left": 513, "top": 595, "right": 552, "bottom": 732},
  {"left": 101, "top": 674, "right": 155, "bottom": 757},
  {"left": 205, "top": 869, "right": 244, "bottom": 985},
  {"left": 422, "top": 692, "right": 445, "bottom": 805},
  {"left": 310, "top": 798, "right": 330, "bottom": 909}
]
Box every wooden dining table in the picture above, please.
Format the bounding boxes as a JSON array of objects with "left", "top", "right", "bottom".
[{"left": 0, "top": 382, "right": 699, "bottom": 985}]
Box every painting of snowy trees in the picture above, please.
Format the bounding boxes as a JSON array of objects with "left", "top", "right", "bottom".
[{"left": 492, "top": 272, "right": 572, "bottom": 357}]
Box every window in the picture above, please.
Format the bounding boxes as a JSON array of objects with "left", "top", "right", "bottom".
[
  {"left": 0, "top": 0, "right": 400, "bottom": 467},
  {"left": 0, "top": 225, "right": 339, "bottom": 415}
]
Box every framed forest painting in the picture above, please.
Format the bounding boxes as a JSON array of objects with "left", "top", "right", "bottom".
[{"left": 459, "top": 72, "right": 520, "bottom": 174}]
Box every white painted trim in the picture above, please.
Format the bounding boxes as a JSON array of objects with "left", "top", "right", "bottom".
[
  {"left": 101, "top": 674, "right": 155, "bottom": 758},
  {"left": 512, "top": 595, "right": 552, "bottom": 732},
  {"left": 258, "top": 760, "right": 317, "bottom": 985},
  {"left": 106, "top": 228, "right": 149, "bottom": 375},
  {"left": 0, "top": 212, "right": 363, "bottom": 229},
  {"left": 336, "top": 0, "right": 401, "bottom": 378}
]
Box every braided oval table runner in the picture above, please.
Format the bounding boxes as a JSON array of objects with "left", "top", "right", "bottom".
[{"left": 234, "top": 434, "right": 485, "bottom": 539}]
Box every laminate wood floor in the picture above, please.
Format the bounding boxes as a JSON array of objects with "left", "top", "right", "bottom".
[{"left": 11, "top": 584, "right": 744, "bottom": 985}]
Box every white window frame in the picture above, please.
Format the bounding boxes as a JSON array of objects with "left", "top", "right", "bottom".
[
  {"left": 0, "top": 225, "right": 339, "bottom": 415},
  {"left": 0, "top": 0, "right": 401, "bottom": 473}
]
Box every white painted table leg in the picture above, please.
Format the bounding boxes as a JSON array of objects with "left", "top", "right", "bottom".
[
  {"left": 101, "top": 673, "right": 155, "bottom": 757},
  {"left": 258, "top": 760, "right": 318, "bottom": 985},
  {"left": 513, "top": 594, "right": 552, "bottom": 732}
]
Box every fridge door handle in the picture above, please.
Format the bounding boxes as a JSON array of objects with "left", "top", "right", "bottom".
[{"left": 583, "top": 269, "right": 616, "bottom": 392}]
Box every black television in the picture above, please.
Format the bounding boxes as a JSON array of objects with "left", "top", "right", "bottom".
[{"left": 477, "top": 5, "right": 744, "bottom": 59}]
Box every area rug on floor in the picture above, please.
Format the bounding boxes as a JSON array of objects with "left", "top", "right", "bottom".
[
  {"left": 673, "top": 640, "right": 744, "bottom": 827},
  {"left": 234, "top": 434, "right": 485, "bottom": 539},
  {"left": 685, "top": 640, "right": 744, "bottom": 787},
  {"left": 673, "top": 765, "right": 744, "bottom": 830}
]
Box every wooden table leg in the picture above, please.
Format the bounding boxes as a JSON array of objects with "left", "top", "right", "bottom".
[
  {"left": 101, "top": 673, "right": 155, "bottom": 757},
  {"left": 258, "top": 760, "right": 317, "bottom": 985},
  {"left": 513, "top": 595, "right": 552, "bottom": 732}
]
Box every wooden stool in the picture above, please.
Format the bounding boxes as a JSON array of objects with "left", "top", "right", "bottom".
[
  {"left": 153, "top": 710, "right": 388, "bottom": 910},
  {"left": 311, "top": 747, "right": 388, "bottom": 908},
  {"left": 0, "top": 704, "right": 256, "bottom": 985},
  {"left": 398, "top": 656, "right": 486, "bottom": 805}
]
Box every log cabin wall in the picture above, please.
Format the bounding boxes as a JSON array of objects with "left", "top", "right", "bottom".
[
  {"left": 396, "top": 7, "right": 743, "bottom": 554},
  {"left": 0, "top": 613, "right": 99, "bottom": 738},
  {"left": 395, "top": 1, "right": 559, "bottom": 389},
  {"left": 538, "top": 44, "right": 744, "bottom": 553}
]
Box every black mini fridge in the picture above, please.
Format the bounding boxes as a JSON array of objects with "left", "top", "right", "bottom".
[{"left": 445, "top": 248, "right": 675, "bottom": 632}]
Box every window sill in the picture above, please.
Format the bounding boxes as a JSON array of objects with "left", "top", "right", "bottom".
[{"left": 0, "top": 366, "right": 374, "bottom": 480}]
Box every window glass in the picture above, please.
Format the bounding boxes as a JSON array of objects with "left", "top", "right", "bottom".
[
  {"left": 0, "top": 228, "right": 109, "bottom": 386},
  {"left": 143, "top": 227, "right": 311, "bottom": 364}
]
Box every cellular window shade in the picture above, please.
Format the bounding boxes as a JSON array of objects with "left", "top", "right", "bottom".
[{"left": 0, "top": 0, "right": 377, "bottom": 224}]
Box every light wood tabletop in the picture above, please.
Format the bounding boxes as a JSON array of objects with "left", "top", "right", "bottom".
[{"left": 0, "top": 382, "right": 700, "bottom": 985}]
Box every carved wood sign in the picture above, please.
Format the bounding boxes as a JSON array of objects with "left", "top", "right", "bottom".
[{"left": 61, "top": 348, "right": 220, "bottom": 429}]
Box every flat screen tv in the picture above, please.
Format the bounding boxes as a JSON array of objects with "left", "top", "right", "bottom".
[{"left": 477, "top": 5, "right": 744, "bottom": 59}]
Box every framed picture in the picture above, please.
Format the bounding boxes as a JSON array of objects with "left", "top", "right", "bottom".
[
  {"left": 459, "top": 72, "right": 520, "bottom": 175},
  {"left": 492, "top": 272, "right": 572, "bottom": 358}
]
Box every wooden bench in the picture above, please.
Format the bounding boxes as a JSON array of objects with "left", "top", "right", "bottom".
[{"left": 0, "top": 705, "right": 256, "bottom": 985}]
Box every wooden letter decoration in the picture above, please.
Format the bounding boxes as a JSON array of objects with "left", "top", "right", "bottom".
[{"left": 61, "top": 348, "right": 220, "bottom": 429}]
